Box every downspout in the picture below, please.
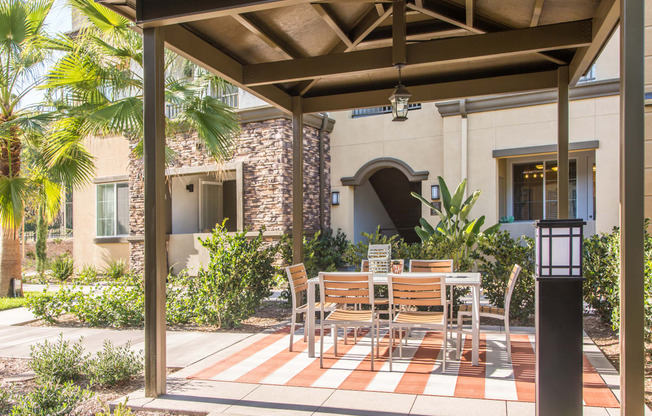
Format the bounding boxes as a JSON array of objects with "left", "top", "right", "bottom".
[
  {"left": 318, "top": 113, "right": 329, "bottom": 231},
  {"left": 460, "top": 99, "right": 468, "bottom": 198}
]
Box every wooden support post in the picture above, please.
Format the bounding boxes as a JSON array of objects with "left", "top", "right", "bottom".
[
  {"left": 620, "top": 0, "right": 645, "bottom": 414},
  {"left": 292, "top": 97, "right": 304, "bottom": 265},
  {"left": 557, "top": 66, "right": 569, "bottom": 220},
  {"left": 143, "top": 27, "right": 167, "bottom": 398},
  {"left": 392, "top": 0, "right": 406, "bottom": 67}
]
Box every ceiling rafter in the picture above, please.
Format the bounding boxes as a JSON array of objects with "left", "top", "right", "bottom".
[
  {"left": 466, "top": 0, "right": 473, "bottom": 27},
  {"left": 232, "top": 13, "right": 304, "bottom": 59},
  {"left": 312, "top": 3, "right": 354, "bottom": 49},
  {"left": 530, "top": 0, "right": 545, "bottom": 27},
  {"left": 243, "top": 20, "right": 592, "bottom": 86}
]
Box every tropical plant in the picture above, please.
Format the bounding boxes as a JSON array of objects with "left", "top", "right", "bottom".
[
  {"left": 0, "top": 0, "right": 56, "bottom": 296},
  {"left": 50, "top": 254, "right": 74, "bottom": 281},
  {"left": 43, "top": 0, "right": 240, "bottom": 164},
  {"left": 103, "top": 258, "right": 127, "bottom": 279},
  {"left": 412, "top": 176, "right": 499, "bottom": 268}
]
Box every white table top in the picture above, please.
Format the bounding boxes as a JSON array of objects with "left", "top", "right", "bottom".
[{"left": 307, "top": 272, "right": 481, "bottom": 286}]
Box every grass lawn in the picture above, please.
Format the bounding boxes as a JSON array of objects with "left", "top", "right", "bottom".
[{"left": 0, "top": 297, "right": 29, "bottom": 311}]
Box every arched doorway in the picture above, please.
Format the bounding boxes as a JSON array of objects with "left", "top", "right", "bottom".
[{"left": 342, "top": 158, "right": 428, "bottom": 244}]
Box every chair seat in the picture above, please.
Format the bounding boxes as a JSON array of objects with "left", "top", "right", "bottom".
[
  {"left": 297, "top": 302, "right": 337, "bottom": 311},
  {"left": 394, "top": 311, "right": 444, "bottom": 325},
  {"left": 458, "top": 304, "right": 505, "bottom": 315},
  {"left": 325, "top": 309, "right": 374, "bottom": 323}
]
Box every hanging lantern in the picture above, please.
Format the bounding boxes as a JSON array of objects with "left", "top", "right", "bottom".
[{"left": 389, "top": 67, "right": 412, "bottom": 122}]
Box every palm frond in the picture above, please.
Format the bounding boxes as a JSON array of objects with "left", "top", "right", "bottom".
[{"left": 0, "top": 176, "right": 30, "bottom": 230}]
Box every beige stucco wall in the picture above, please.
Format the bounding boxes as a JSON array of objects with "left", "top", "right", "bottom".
[{"left": 73, "top": 135, "right": 131, "bottom": 269}]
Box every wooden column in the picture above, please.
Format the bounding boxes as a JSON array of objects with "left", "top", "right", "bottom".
[
  {"left": 143, "top": 27, "right": 167, "bottom": 398},
  {"left": 292, "top": 97, "right": 304, "bottom": 264},
  {"left": 620, "top": 0, "right": 645, "bottom": 413},
  {"left": 557, "top": 66, "right": 569, "bottom": 220}
]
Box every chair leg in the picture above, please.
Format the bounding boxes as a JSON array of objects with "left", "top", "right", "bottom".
[
  {"left": 354, "top": 326, "right": 357, "bottom": 344},
  {"left": 290, "top": 312, "right": 296, "bottom": 352},
  {"left": 399, "top": 326, "right": 403, "bottom": 358},
  {"left": 370, "top": 322, "right": 375, "bottom": 371},
  {"left": 389, "top": 324, "right": 393, "bottom": 372},
  {"left": 505, "top": 317, "right": 512, "bottom": 363},
  {"left": 320, "top": 321, "right": 324, "bottom": 368},
  {"left": 456, "top": 313, "right": 463, "bottom": 360},
  {"left": 376, "top": 319, "right": 380, "bottom": 357},
  {"left": 344, "top": 326, "right": 348, "bottom": 345},
  {"left": 442, "top": 326, "right": 447, "bottom": 373},
  {"left": 333, "top": 325, "right": 338, "bottom": 356}
]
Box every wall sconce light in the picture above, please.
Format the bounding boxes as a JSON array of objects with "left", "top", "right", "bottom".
[
  {"left": 430, "top": 185, "right": 440, "bottom": 200},
  {"left": 331, "top": 191, "right": 340, "bottom": 205},
  {"left": 186, "top": 184, "right": 194, "bottom": 192}
]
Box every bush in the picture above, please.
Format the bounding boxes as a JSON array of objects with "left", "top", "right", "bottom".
[
  {"left": 281, "top": 229, "right": 349, "bottom": 277},
  {"left": 194, "top": 222, "right": 280, "bottom": 328},
  {"left": 10, "top": 380, "right": 90, "bottom": 416},
  {"left": 96, "top": 400, "right": 133, "bottom": 416},
  {"left": 29, "top": 334, "right": 89, "bottom": 383},
  {"left": 103, "top": 259, "right": 128, "bottom": 279},
  {"left": 26, "top": 291, "right": 78, "bottom": 324},
  {"left": 87, "top": 341, "right": 143, "bottom": 386},
  {"left": 50, "top": 254, "right": 75, "bottom": 282},
  {"left": 77, "top": 264, "right": 98, "bottom": 284},
  {"left": 73, "top": 279, "right": 145, "bottom": 328},
  {"left": 472, "top": 230, "right": 535, "bottom": 323},
  {"left": 0, "top": 385, "right": 13, "bottom": 414}
]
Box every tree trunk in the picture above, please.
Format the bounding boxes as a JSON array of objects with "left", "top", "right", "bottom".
[
  {"left": 36, "top": 204, "right": 47, "bottom": 275},
  {"left": 0, "top": 227, "right": 21, "bottom": 297}
]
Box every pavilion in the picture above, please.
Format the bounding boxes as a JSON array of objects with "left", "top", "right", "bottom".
[{"left": 96, "top": 0, "right": 645, "bottom": 414}]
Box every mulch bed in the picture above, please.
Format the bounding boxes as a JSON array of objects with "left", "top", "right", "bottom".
[
  {"left": 0, "top": 357, "right": 183, "bottom": 415},
  {"left": 583, "top": 314, "right": 652, "bottom": 410}
]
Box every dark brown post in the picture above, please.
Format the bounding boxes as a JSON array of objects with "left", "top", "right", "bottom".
[
  {"left": 557, "top": 66, "right": 569, "bottom": 219},
  {"left": 292, "top": 96, "right": 304, "bottom": 264},
  {"left": 620, "top": 0, "right": 645, "bottom": 413},
  {"left": 143, "top": 26, "right": 167, "bottom": 398}
]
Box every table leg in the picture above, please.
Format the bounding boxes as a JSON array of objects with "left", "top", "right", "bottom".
[
  {"left": 472, "top": 284, "right": 480, "bottom": 366},
  {"left": 308, "top": 282, "right": 315, "bottom": 358}
]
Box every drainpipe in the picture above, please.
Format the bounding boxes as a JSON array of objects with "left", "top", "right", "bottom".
[
  {"left": 460, "top": 99, "right": 468, "bottom": 197},
  {"left": 318, "top": 113, "right": 329, "bottom": 231}
]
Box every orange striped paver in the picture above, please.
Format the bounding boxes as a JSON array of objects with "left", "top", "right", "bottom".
[
  {"left": 510, "top": 334, "right": 536, "bottom": 402},
  {"left": 236, "top": 337, "right": 309, "bottom": 384},
  {"left": 188, "top": 326, "right": 290, "bottom": 380},
  {"left": 453, "top": 333, "right": 486, "bottom": 399},
  {"left": 286, "top": 329, "right": 369, "bottom": 387},
  {"left": 394, "top": 332, "right": 443, "bottom": 395},
  {"left": 582, "top": 355, "right": 620, "bottom": 408},
  {"left": 338, "top": 333, "right": 391, "bottom": 390}
]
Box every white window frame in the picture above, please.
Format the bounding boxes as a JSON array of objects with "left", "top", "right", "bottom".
[
  {"left": 506, "top": 151, "right": 594, "bottom": 222},
  {"left": 96, "top": 182, "right": 129, "bottom": 237}
]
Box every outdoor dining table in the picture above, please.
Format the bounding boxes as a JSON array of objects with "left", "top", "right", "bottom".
[{"left": 306, "top": 271, "right": 482, "bottom": 366}]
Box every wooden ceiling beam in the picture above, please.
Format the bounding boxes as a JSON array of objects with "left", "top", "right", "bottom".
[
  {"left": 312, "top": 3, "right": 354, "bottom": 49},
  {"left": 530, "top": 0, "right": 545, "bottom": 26},
  {"left": 244, "top": 20, "right": 592, "bottom": 86},
  {"left": 302, "top": 70, "right": 560, "bottom": 113},
  {"left": 466, "top": 0, "right": 473, "bottom": 27},
  {"left": 233, "top": 13, "right": 304, "bottom": 59},
  {"left": 569, "top": 0, "right": 618, "bottom": 85}
]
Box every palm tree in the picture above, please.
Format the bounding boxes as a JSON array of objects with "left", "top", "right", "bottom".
[
  {"left": 0, "top": 0, "right": 58, "bottom": 296},
  {"left": 44, "top": 0, "right": 240, "bottom": 164}
]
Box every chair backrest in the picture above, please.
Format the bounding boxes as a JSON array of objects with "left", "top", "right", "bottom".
[
  {"left": 368, "top": 244, "right": 391, "bottom": 274},
  {"left": 503, "top": 264, "right": 522, "bottom": 317},
  {"left": 285, "top": 263, "right": 308, "bottom": 308},
  {"left": 388, "top": 273, "right": 446, "bottom": 309},
  {"left": 361, "top": 259, "right": 369, "bottom": 272},
  {"left": 319, "top": 272, "right": 374, "bottom": 309},
  {"left": 409, "top": 259, "right": 454, "bottom": 273}
]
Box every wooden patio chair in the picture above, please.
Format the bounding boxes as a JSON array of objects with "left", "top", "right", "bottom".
[
  {"left": 388, "top": 273, "right": 449, "bottom": 372},
  {"left": 408, "top": 259, "right": 454, "bottom": 334},
  {"left": 456, "top": 264, "right": 522, "bottom": 362},
  {"left": 319, "top": 272, "right": 379, "bottom": 370},
  {"left": 285, "top": 263, "right": 336, "bottom": 352}
]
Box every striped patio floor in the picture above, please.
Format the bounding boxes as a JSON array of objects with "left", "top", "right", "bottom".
[{"left": 188, "top": 326, "right": 620, "bottom": 408}]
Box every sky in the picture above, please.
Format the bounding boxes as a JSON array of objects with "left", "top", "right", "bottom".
[{"left": 19, "top": 0, "right": 72, "bottom": 109}]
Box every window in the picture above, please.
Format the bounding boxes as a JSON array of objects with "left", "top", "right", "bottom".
[
  {"left": 512, "top": 160, "right": 577, "bottom": 221},
  {"left": 97, "top": 183, "right": 129, "bottom": 237},
  {"left": 199, "top": 180, "right": 223, "bottom": 232},
  {"left": 352, "top": 103, "right": 422, "bottom": 118}
]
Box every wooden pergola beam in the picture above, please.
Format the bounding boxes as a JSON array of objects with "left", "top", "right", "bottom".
[
  {"left": 233, "top": 13, "right": 304, "bottom": 59},
  {"left": 569, "top": 0, "right": 618, "bottom": 85},
  {"left": 302, "top": 70, "right": 559, "bottom": 113},
  {"left": 530, "top": 0, "right": 545, "bottom": 27},
  {"left": 312, "top": 3, "right": 354, "bottom": 49},
  {"left": 244, "top": 20, "right": 592, "bottom": 86},
  {"left": 465, "top": 0, "right": 473, "bottom": 27}
]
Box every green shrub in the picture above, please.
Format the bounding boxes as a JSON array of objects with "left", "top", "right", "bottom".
[
  {"left": 50, "top": 254, "right": 75, "bottom": 282},
  {"left": 472, "top": 230, "right": 535, "bottom": 323},
  {"left": 77, "top": 264, "right": 98, "bottom": 284},
  {"left": 87, "top": 341, "right": 143, "bottom": 386},
  {"left": 281, "top": 229, "right": 349, "bottom": 277},
  {"left": 96, "top": 399, "right": 133, "bottom": 416},
  {"left": 103, "top": 259, "right": 128, "bottom": 279},
  {"left": 26, "top": 291, "right": 78, "bottom": 324},
  {"left": 73, "top": 280, "right": 145, "bottom": 328},
  {"left": 0, "top": 385, "right": 13, "bottom": 414},
  {"left": 194, "top": 222, "right": 280, "bottom": 328},
  {"left": 29, "top": 334, "right": 89, "bottom": 383},
  {"left": 10, "top": 380, "right": 90, "bottom": 416},
  {"left": 344, "top": 226, "right": 403, "bottom": 269}
]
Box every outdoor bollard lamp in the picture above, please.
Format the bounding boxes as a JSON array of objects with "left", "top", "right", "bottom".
[
  {"left": 389, "top": 66, "right": 411, "bottom": 122},
  {"left": 534, "top": 219, "right": 585, "bottom": 416}
]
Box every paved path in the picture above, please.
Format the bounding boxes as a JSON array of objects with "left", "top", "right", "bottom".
[{"left": 0, "top": 325, "right": 252, "bottom": 368}]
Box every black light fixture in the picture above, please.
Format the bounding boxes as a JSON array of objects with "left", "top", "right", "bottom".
[
  {"left": 389, "top": 66, "right": 412, "bottom": 122},
  {"left": 535, "top": 219, "right": 584, "bottom": 278},
  {"left": 331, "top": 191, "right": 340, "bottom": 205},
  {"left": 186, "top": 184, "right": 194, "bottom": 192},
  {"left": 430, "top": 184, "right": 440, "bottom": 200}
]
